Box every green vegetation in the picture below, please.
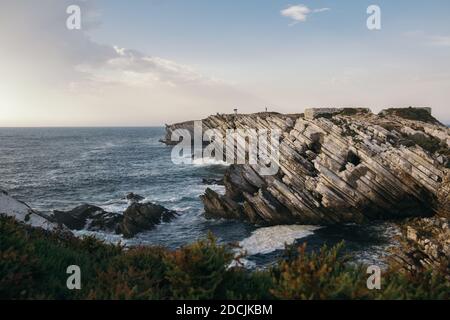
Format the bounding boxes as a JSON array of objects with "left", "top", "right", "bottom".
[
  {"left": 400, "top": 132, "right": 449, "bottom": 157},
  {"left": 382, "top": 107, "right": 439, "bottom": 124},
  {"left": 0, "top": 216, "right": 448, "bottom": 300},
  {"left": 339, "top": 108, "right": 371, "bottom": 116}
]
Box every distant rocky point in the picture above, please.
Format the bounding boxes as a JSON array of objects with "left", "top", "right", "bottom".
[{"left": 162, "top": 107, "right": 450, "bottom": 226}]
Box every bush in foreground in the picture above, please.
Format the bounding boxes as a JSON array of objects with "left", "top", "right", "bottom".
[{"left": 0, "top": 216, "right": 448, "bottom": 300}]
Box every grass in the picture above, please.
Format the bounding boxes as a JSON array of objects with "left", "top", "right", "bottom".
[{"left": 0, "top": 216, "right": 448, "bottom": 300}]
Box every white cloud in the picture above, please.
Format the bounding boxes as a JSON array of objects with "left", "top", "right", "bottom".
[
  {"left": 74, "top": 46, "right": 212, "bottom": 88},
  {"left": 280, "top": 5, "right": 330, "bottom": 25},
  {"left": 313, "top": 8, "right": 330, "bottom": 13},
  {"left": 281, "top": 5, "right": 311, "bottom": 24},
  {"left": 0, "top": 0, "right": 267, "bottom": 126}
]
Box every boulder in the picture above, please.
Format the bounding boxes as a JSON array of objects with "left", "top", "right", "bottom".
[
  {"left": 118, "top": 202, "right": 178, "bottom": 238},
  {"left": 201, "top": 178, "right": 224, "bottom": 186},
  {"left": 53, "top": 204, "right": 121, "bottom": 232}
]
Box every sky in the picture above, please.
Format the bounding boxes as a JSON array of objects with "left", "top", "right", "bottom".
[{"left": 0, "top": 0, "right": 449, "bottom": 126}]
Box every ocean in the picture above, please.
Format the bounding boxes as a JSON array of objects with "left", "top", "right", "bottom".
[{"left": 0, "top": 127, "right": 398, "bottom": 267}]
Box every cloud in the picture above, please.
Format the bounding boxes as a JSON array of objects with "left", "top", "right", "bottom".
[
  {"left": 0, "top": 0, "right": 267, "bottom": 126},
  {"left": 281, "top": 5, "right": 310, "bottom": 24},
  {"left": 313, "top": 8, "right": 330, "bottom": 13},
  {"left": 280, "top": 5, "right": 330, "bottom": 25},
  {"left": 74, "top": 46, "right": 216, "bottom": 89},
  {"left": 428, "top": 35, "right": 450, "bottom": 47}
]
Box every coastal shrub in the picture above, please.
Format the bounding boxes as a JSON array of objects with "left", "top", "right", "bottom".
[
  {"left": 382, "top": 107, "right": 439, "bottom": 124},
  {"left": 164, "top": 234, "right": 233, "bottom": 299},
  {"left": 270, "top": 243, "right": 370, "bottom": 300},
  {"left": 0, "top": 216, "right": 121, "bottom": 299},
  {"left": 377, "top": 268, "right": 449, "bottom": 300},
  {"left": 399, "top": 132, "right": 447, "bottom": 155},
  {"left": 87, "top": 246, "right": 171, "bottom": 299},
  {"left": 0, "top": 216, "right": 448, "bottom": 300}
]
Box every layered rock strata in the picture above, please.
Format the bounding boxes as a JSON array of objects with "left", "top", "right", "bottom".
[{"left": 164, "top": 108, "right": 450, "bottom": 225}]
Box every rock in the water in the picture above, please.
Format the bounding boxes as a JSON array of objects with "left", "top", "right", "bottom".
[
  {"left": 118, "top": 202, "right": 178, "bottom": 238},
  {"left": 53, "top": 204, "right": 121, "bottom": 232},
  {"left": 202, "top": 178, "right": 225, "bottom": 186},
  {"left": 201, "top": 188, "right": 244, "bottom": 221},
  {"left": 125, "top": 192, "right": 145, "bottom": 204},
  {"left": 165, "top": 108, "right": 450, "bottom": 225}
]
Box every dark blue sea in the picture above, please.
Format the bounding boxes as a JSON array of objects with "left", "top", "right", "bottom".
[{"left": 0, "top": 127, "right": 398, "bottom": 267}]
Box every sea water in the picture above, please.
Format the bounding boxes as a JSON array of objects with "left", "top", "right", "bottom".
[{"left": 0, "top": 127, "right": 398, "bottom": 267}]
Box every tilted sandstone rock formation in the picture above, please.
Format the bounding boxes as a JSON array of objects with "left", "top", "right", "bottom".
[{"left": 164, "top": 108, "right": 450, "bottom": 225}]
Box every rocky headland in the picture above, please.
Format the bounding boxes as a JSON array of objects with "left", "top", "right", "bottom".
[
  {"left": 162, "top": 107, "right": 449, "bottom": 277},
  {"left": 0, "top": 107, "right": 448, "bottom": 276},
  {"left": 163, "top": 107, "right": 449, "bottom": 225}
]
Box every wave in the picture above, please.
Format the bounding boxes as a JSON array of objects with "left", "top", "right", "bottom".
[
  {"left": 238, "top": 225, "right": 322, "bottom": 256},
  {"left": 192, "top": 157, "right": 230, "bottom": 166},
  {"left": 74, "top": 229, "right": 125, "bottom": 244},
  {"left": 79, "top": 141, "right": 120, "bottom": 160}
]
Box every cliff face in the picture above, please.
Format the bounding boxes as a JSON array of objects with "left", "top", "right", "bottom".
[
  {"left": 164, "top": 108, "right": 450, "bottom": 225},
  {"left": 160, "top": 120, "right": 196, "bottom": 145}
]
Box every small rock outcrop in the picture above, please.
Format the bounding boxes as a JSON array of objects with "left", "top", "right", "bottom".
[
  {"left": 202, "top": 178, "right": 225, "bottom": 186},
  {"left": 165, "top": 108, "right": 450, "bottom": 226},
  {"left": 53, "top": 201, "right": 178, "bottom": 237},
  {"left": 117, "top": 202, "right": 178, "bottom": 238},
  {"left": 53, "top": 204, "right": 122, "bottom": 232}
]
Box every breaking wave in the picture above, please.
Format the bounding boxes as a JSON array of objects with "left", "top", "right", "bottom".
[{"left": 238, "top": 225, "right": 322, "bottom": 256}]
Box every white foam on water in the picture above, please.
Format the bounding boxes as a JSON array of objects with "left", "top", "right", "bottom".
[
  {"left": 238, "top": 225, "right": 322, "bottom": 256},
  {"left": 99, "top": 199, "right": 128, "bottom": 214},
  {"left": 169, "top": 206, "right": 192, "bottom": 212},
  {"left": 74, "top": 229, "right": 126, "bottom": 244},
  {"left": 192, "top": 157, "right": 230, "bottom": 166}
]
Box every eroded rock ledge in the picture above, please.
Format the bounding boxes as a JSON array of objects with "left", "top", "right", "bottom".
[{"left": 164, "top": 108, "right": 450, "bottom": 225}]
